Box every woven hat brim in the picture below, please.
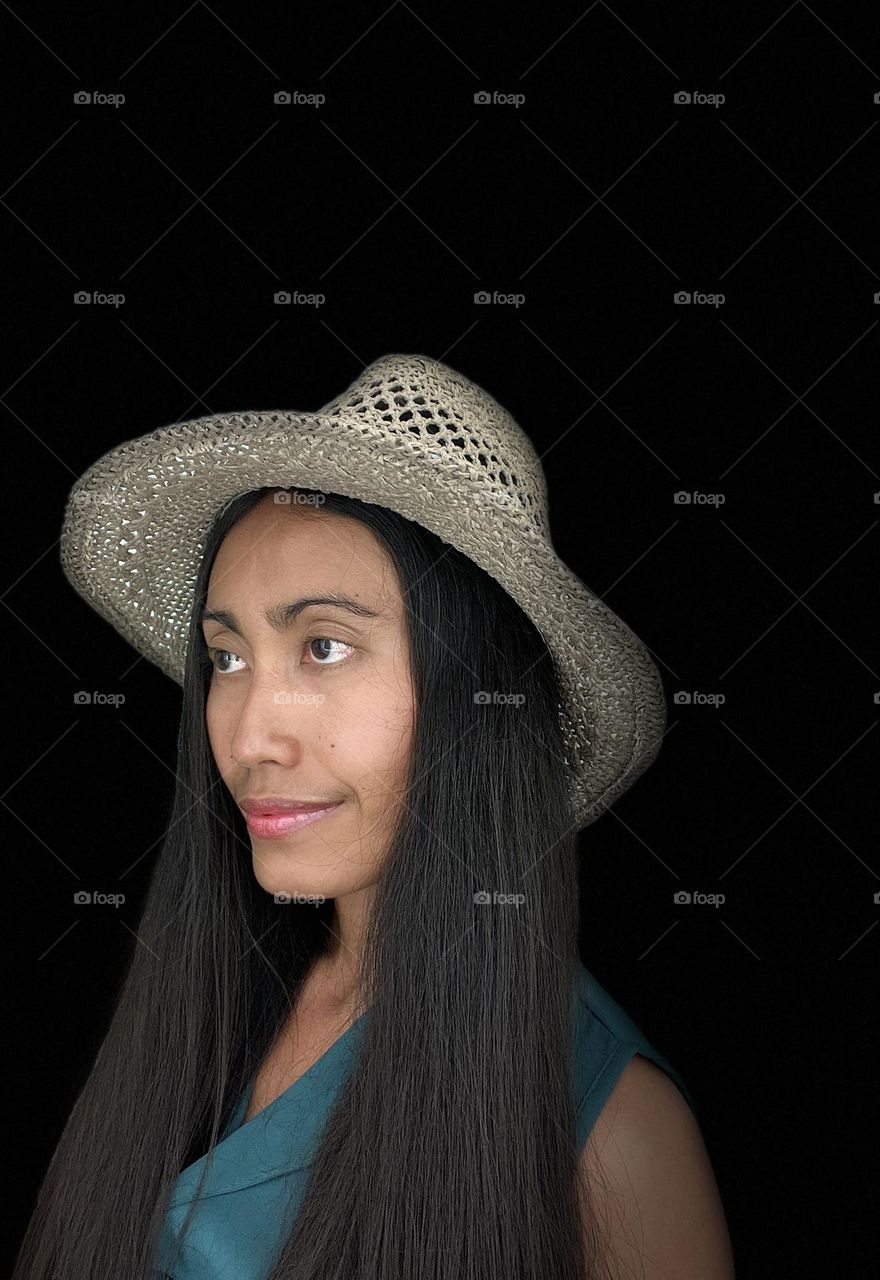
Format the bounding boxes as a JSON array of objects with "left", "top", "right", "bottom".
[{"left": 59, "top": 409, "right": 666, "bottom": 828}]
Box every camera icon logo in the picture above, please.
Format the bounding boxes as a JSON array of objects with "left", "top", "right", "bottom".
[
  {"left": 674, "top": 291, "right": 692, "bottom": 304},
  {"left": 474, "top": 290, "right": 491, "bottom": 304},
  {"left": 673, "top": 691, "right": 692, "bottom": 704},
  {"left": 274, "top": 291, "right": 291, "bottom": 304},
  {"left": 474, "top": 91, "right": 491, "bottom": 104},
  {"left": 674, "top": 891, "right": 692, "bottom": 904},
  {"left": 874, "top": 891, "right": 880, "bottom": 903},
  {"left": 74, "top": 891, "right": 92, "bottom": 905},
  {"left": 74, "top": 91, "right": 91, "bottom": 104},
  {"left": 73, "top": 690, "right": 92, "bottom": 704},
  {"left": 473, "top": 891, "right": 491, "bottom": 904},
  {"left": 273, "top": 892, "right": 292, "bottom": 904},
  {"left": 74, "top": 291, "right": 91, "bottom": 305},
  {"left": 674, "top": 91, "right": 691, "bottom": 104},
  {"left": 274, "top": 91, "right": 291, "bottom": 104}
]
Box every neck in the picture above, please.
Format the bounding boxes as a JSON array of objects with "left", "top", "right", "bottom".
[{"left": 310, "top": 885, "right": 374, "bottom": 1014}]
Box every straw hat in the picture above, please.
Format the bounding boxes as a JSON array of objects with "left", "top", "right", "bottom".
[{"left": 59, "top": 353, "right": 666, "bottom": 828}]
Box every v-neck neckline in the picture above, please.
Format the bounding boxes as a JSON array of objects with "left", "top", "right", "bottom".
[
  {"left": 168, "top": 1008, "right": 370, "bottom": 1207},
  {"left": 227, "top": 1009, "right": 369, "bottom": 1138},
  {"left": 164, "top": 968, "right": 597, "bottom": 1212}
]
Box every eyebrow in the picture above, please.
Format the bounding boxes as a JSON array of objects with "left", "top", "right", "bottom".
[{"left": 200, "top": 594, "right": 381, "bottom": 637}]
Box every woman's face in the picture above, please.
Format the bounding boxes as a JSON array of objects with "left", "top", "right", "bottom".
[{"left": 201, "top": 493, "right": 414, "bottom": 901}]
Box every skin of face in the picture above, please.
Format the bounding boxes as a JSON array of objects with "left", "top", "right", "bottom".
[{"left": 201, "top": 493, "right": 415, "bottom": 907}]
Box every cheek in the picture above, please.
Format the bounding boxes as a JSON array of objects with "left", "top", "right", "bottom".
[{"left": 333, "top": 685, "right": 414, "bottom": 800}]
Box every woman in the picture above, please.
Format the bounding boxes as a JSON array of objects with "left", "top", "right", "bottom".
[{"left": 16, "top": 354, "right": 734, "bottom": 1278}]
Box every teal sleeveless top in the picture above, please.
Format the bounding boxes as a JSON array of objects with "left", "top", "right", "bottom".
[{"left": 153, "top": 963, "right": 695, "bottom": 1278}]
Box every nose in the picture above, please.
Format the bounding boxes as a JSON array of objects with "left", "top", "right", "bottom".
[{"left": 227, "top": 673, "right": 312, "bottom": 770}]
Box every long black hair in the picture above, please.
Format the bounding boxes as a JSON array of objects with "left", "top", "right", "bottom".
[{"left": 15, "top": 486, "right": 609, "bottom": 1279}]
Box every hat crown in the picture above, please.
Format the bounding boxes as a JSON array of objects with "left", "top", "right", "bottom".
[{"left": 318, "top": 355, "right": 550, "bottom": 533}]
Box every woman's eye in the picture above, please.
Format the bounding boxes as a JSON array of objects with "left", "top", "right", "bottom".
[
  {"left": 208, "top": 648, "right": 246, "bottom": 675},
  {"left": 305, "top": 637, "right": 354, "bottom": 666}
]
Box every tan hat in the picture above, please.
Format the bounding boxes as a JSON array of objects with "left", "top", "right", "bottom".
[{"left": 59, "top": 353, "right": 666, "bottom": 828}]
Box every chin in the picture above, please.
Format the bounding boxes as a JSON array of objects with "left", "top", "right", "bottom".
[{"left": 251, "top": 850, "right": 360, "bottom": 904}]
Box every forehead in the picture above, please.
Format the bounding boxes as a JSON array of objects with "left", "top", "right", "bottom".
[{"left": 205, "top": 498, "right": 401, "bottom": 612}]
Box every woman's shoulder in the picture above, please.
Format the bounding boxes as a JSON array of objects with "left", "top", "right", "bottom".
[
  {"left": 573, "top": 965, "right": 735, "bottom": 1277},
  {"left": 570, "top": 960, "right": 697, "bottom": 1152}
]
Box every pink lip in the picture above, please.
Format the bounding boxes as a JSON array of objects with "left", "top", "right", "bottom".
[{"left": 240, "top": 802, "right": 342, "bottom": 840}]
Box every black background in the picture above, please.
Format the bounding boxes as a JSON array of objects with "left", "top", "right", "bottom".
[{"left": 3, "top": 3, "right": 878, "bottom": 1276}]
